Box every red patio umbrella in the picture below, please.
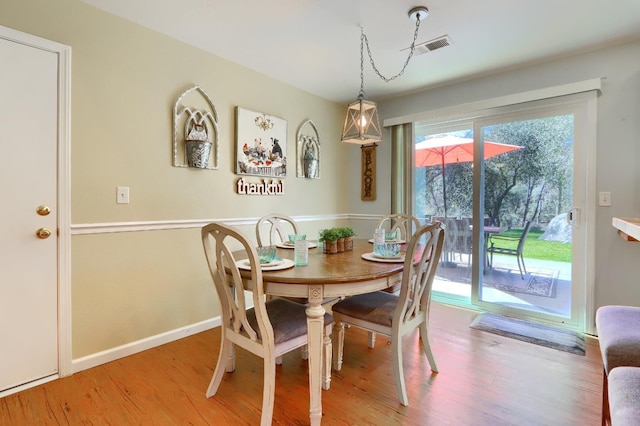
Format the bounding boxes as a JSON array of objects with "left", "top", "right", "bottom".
[{"left": 415, "top": 135, "right": 522, "bottom": 217}]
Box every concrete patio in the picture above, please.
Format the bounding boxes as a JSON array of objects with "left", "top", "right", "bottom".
[{"left": 433, "top": 254, "right": 572, "bottom": 318}]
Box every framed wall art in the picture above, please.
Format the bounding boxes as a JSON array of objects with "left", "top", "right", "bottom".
[{"left": 235, "top": 107, "right": 287, "bottom": 177}]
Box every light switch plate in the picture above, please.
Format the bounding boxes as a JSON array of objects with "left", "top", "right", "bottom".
[
  {"left": 599, "top": 191, "right": 611, "bottom": 207},
  {"left": 117, "top": 186, "right": 130, "bottom": 204}
]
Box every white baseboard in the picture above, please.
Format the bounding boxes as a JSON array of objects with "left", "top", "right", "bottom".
[
  {"left": 0, "top": 374, "right": 59, "bottom": 399},
  {"left": 71, "top": 317, "right": 221, "bottom": 374}
]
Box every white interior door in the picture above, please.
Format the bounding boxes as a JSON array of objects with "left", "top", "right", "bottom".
[{"left": 0, "top": 34, "right": 59, "bottom": 392}]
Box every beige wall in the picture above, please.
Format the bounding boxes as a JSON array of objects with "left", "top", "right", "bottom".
[{"left": 1, "top": 0, "right": 350, "bottom": 358}]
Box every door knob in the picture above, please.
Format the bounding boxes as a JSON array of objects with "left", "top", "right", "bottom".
[
  {"left": 36, "top": 227, "right": 52, "bottom": 239},
  {"left": 36, "top": 205, "right": 51, "bottom": 216}
]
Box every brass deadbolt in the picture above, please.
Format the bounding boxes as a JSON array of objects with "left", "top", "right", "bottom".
[{"left": 36, "top": 205, "right": 51, "bottom": 216}]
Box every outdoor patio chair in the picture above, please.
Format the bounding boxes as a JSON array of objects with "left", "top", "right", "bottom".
[
  {"left": 451, "top": 217, "right": 472, "bottom": 266},
  {"left": 434, "top": 217, "right": 461, "bottom": 267},
  {"left": 486, "top": 220, "right": 533, "bottom": 279}
]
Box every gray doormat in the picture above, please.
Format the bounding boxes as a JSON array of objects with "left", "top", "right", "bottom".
[{"left": 470, "top": 312, "right": 585, "bottom": 355}]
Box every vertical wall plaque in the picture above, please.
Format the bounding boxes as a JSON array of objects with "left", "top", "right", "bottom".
[{"left": 361, "top": 144, "right": 376, "bottom": 201}]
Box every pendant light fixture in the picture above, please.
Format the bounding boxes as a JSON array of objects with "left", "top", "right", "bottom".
[{"left": 341, "top": 6, "right": 429, "bottom": 145}]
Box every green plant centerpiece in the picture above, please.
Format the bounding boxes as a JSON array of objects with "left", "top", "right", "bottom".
[
  {"left": 337, "top": 227, "right": 356, "bottom": 251},
  {"left": 319, "top": 228, "right": 340, "bottom": 254}
]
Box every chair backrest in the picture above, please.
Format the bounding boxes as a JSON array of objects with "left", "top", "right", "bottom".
[
  {"left": 516, "top": 220, "right": 533, "bottom": 255},
  {"left": 376, "top": 214, "right": 420, "bottom": 241},
  {"left": 454, "top": 217, "right": 472, "bottom": 253},
  {"left": 396, "top": 221, "right": 445, "bottom": 327},
  {"left": 256, "top": 213, "right": 299, "bottom": 246},
  {"left": 439, "top": 217, "right": 459, "bottom": 252},
  {"left": 202, "top": 222, "right": 274, "bottom": 351}
]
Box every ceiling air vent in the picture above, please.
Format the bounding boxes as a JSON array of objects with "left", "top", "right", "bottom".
[{"left": 406, "top": 35, "right": 452, "bottom": 55}]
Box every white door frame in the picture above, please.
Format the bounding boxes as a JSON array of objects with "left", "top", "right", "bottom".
[
  {"left": 408, "top": 81, "right": 600, "bottom": 334},
  {"left": 0, "top": 25, "right": 72, "bottom": 386}
]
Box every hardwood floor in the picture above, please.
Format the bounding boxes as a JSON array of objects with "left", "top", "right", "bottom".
[{"left": 0, "top": 303, "right": 603, "bottom": 425}]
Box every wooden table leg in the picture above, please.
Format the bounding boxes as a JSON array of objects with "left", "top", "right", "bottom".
[
  {"left": 306, "top": 284, "right": 325, "bottom": 426},
  {"left": 483, "top": 231, "right": 492, "bottom": 271}
]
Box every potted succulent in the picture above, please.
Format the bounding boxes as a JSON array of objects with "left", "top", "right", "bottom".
[
  {"left": 319, "top": 228, "right": 340, "bottom": 254},
  {"left": 338, "top": 227, "right": 356, "bottom": 251}
]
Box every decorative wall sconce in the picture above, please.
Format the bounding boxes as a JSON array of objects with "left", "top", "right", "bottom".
[
  {"left": 296, "top": 119, "right": 320, "bottom": 179},
  {"left": 173, "top": 85, "right": 219, "bottom": 169}
]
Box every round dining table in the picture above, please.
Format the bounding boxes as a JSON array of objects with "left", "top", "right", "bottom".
[{"left": 246, "top": 238, "right": 407, "bottom": 425}]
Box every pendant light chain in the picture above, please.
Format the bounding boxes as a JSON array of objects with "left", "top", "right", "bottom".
[
  {"left": 358, "top": 32, "right": 366, "bottom": 99},
  {"left": 361, "top": 17, "right": 422, "bottom": 85},
  {"left": 343, "top": 7, "right": 427, "bottom": 144}
]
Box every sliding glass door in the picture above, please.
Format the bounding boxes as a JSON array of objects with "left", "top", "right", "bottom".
[
  {"left": 472, "top": 111, "right": 576, "bottom": 323},
  {"left": 413, "top": 94, "right": 595, "bottom": 331}
]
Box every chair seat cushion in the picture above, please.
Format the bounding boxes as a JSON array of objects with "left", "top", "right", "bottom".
[
  {"left": 596, "top": 305, "right": 640, "bottom": 372},
  {"left": 608, "top": 366, "right": 640, "bottom": 426},
  {"left": 332, "top": 291, "right": 398, "bottom": 328},
  {"left": 247, "top": 298, "right": 333, "bottom": 345}
]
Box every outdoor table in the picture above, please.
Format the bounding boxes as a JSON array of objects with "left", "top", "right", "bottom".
[
  {"left": 469, "top": 225, "right": 504, "bottom": 269},
  {"left": 483, "top": 226, "right": 504, "bottom": 268}
]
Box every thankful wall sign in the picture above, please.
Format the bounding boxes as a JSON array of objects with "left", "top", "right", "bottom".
[{"left": 235, "top": 178, "right": 284, "bottom": 195}]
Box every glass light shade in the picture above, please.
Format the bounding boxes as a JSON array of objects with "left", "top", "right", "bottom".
[{"left": 341, "top": 98, "right": 382, "bottom": 145}]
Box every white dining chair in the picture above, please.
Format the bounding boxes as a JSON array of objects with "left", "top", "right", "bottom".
[
  {"left": 256, "top": 213, "right": 299, "bottom": 246},
  {"left": 368, "top": 213, "right": 423, "bottom": 351},
  {"left": 256, "top": 212, "right": 342, "bottom": 315},
  {"left": 374, "top": 213, "right": 421, "bottom": 300},
  {"left": 375, "top": 213, "right": 420, "bottom": 242},
  {"left": 201, "top": 222, "right": 333, "bottom": 425},
  {"left": 331, "top": 221, "right": 445, "bottom": 406}
]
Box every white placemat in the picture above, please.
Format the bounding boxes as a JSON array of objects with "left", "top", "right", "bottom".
[
  {"left": 361, "top": 252, "right": 406, "bottom": 263},
  {"left": 276, "top": 241, "right": 318, "bottom": 249},
  {"left": 236, "top": 258, "right": 295, "bottom": 271},
  {"left": 367, "top": 239, "right": 407, "bottom": 244}
]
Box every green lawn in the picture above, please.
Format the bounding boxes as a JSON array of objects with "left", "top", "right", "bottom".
[{"left": 490, "top": 228, "right": 572, "bottom": 263}]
